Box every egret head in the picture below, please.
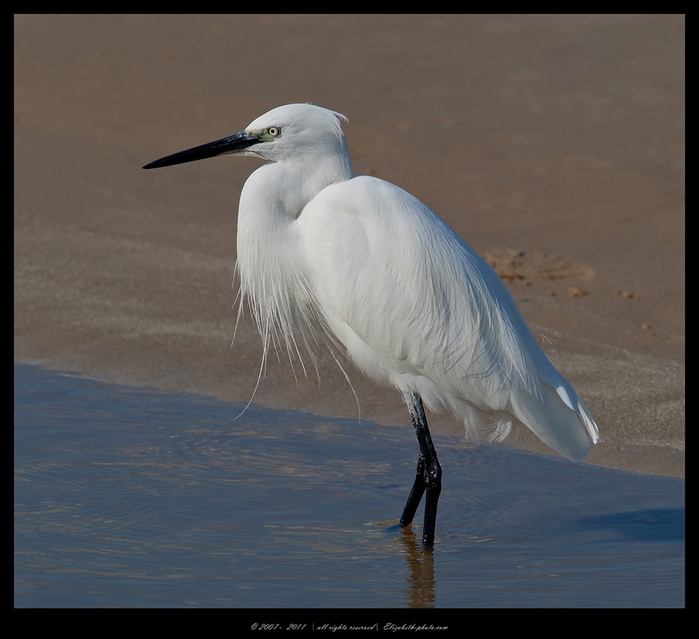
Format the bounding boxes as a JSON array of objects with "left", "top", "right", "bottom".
[{"left": 143, "top": 103, "right": 349, "bottom": 170}]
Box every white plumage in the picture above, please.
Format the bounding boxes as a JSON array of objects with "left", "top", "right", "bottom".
[{"left": 144, "top": 102, "right": 599, "bottom": 547}]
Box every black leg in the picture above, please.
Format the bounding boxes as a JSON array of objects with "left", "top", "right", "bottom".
[
  {"left": 400, "top": 454, "right": 425, "bottom": 528},
  {"left": 399, "top": 392, "right": 442, "bottom": 549}
]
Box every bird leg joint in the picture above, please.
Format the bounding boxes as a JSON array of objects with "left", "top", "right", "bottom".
[{"left": 423, "top": 459, "right": 442, "bottom": 494}]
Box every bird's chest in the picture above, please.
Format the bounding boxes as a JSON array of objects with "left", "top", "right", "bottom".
[{"left": 236, "top": 204, "right": 315, "bottom": 324}]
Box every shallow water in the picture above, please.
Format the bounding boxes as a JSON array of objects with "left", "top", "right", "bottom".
[{"left": 14, "top": 364, "right": 684, "bottom": 608}]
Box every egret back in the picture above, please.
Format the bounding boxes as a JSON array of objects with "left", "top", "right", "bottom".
[{"left": 300, "top": 176, "right": 598, "bottom": 461}]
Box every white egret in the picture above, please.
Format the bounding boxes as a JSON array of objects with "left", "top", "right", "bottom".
[{"left": 144, "top": 103, "right": 599, "bottom": 548}]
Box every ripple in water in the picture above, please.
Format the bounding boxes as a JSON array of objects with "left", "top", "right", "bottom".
[{"left": 14, "top": 364, "right": 684, "bottom": 608}]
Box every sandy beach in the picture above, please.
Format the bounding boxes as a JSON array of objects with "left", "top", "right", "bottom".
[{"left": 14, "top": 15, "right": 684, "bottom": 478}]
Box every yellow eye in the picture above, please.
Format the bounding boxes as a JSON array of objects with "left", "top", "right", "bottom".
[{"left": 267, "top": 127, "right": 280, "bottom": 137}]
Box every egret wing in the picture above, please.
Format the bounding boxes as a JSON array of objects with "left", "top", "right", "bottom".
[{"left": 301, "top": 176, "right": 597, "bottom": 460}]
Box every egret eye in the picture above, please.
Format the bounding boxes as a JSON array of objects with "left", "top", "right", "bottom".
[{"left": 267, "top": 127, "right": 280, "bottom": 138}]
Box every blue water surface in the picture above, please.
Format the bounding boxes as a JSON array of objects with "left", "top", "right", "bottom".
[{"left": 14, "top": 364, "right": 684, "bottom": 608}]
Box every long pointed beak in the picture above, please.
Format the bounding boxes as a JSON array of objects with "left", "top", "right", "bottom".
[{"left": 143, "top": 130, "right": 260, "bottom": 169}]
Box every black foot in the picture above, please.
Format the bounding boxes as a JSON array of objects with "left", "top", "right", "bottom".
[{"left": 400, "top": 392, "right": 442, "bottom": 549}]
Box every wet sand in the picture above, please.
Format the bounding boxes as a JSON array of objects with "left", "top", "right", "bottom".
[{"left": 14, "top": 15, "right": 684, "bottom": 477}]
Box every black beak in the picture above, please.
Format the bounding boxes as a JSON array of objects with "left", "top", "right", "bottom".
[{"left": 143, "top": 130, "right": 260, "bottom": 169}]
